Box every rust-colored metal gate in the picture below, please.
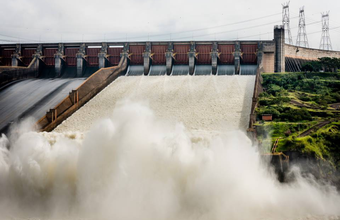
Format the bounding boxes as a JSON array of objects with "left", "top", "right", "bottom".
[
  {"left": 151, "top": 45, "right": 167, "bottom": 65},
  {"left": 65, "top": 48, "right": 78, "bottom": 66},
  {"left": 1, "top": 48, "right": 15, "bottom": 66},
  {"left": 86, "top": 48, "right": 101, "bottom": 67},
  {"left": 173, "top": 44, "right": 190, "bottom": 64},
  {"left": 241, "top": 44, "right": 257, "bottom": 64},
  {"left": 22, "top": 48, "right": 36, "bottom": 66},
  {"left": 108, "top": 48, "right": 122, "bottom": 66},
  {"left": 43, "top": 48, "right": 58, "bottom": 66},
  {"left": 218, "top": 44, "right": 234, "bottom": 64},
  {"left": 196, "top": 44, "right": 212, "bottom": 64},
  {"left": 129, "top": 45, "right": 145, "bottom": 65}
]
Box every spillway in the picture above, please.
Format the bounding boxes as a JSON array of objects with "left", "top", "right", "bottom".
[
  {"left": 55, "top": 75, "right": 256, "bottom": 134},
  {"left": 127, "top": 65, "right": 144, "bottom": 76},
  {"left": 217, "top": 65, "right": 235, "bottom": 75},
  {"left": 171, "top": 65, "right": 189, "bottom": 75},
  {"left": 0, "top": 78, "right": 84, "bottom": 132},
  {"left": 240, "top": 65, "right": 257, "bottom": 75},
  {"left": 194, "top": 65, "right": 212, "bottom": 75},
  {"left": 149, "top": 65, "right": 167, "bottom": 76}
]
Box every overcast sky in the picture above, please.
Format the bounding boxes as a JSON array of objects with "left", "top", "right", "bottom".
[{"left": 0, "top": 0, "right": 339, "bottom": 50}]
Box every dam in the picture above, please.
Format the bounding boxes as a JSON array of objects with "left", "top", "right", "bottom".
[
  {"left": 1, "top": 26, "right": 340, "bottom": 135},
  {"left": 1, "top": 25, "right": 340, "bottom": 220}
]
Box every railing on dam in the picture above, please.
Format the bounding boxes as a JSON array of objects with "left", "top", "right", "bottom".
[
  {"left": 37, "top": 56, "right": 128, "bottom": 131},
  {"left": 248, "top": 52, "right": 263, "bottom": 136}
]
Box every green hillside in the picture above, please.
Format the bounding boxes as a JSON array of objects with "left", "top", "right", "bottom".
[{"left": 256, "top": 72, "right": 340, "bottom": 169}]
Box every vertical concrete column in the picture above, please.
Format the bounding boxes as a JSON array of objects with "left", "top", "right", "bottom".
[
  {"left": 31, "top": 45, "right": 43, "bottom": 77},
  {"left": 257, "top": 42, "right": 264, "bottom": 67},
  {"left": 120, "top": 43, "right": 130, "bottom": 75},
  {"left": 11, "top": 54, "right": 20, "bottom": 67},
  {"left": 76, "top": 43, "right": 86, "bottom": 77},
  {"left": 55, "top": 43, "right": 65, "bottom": 76},
  {"left": 121, "top": 43, "right": 130, "bottom": 59},
  {"left": 143, "top": 42, "right": 152, "bottom": 75},
  {"left": 233, "top": 42, "right": 241, "bottom": 75},
  {"left": 11, "top": 44, "right": 22, "bottom": 67},
  {"left": 165, "top": 42, "right": 174, "bottom": 75},
  {"left": 211, "top": 42, "right": 219, "bottom": 75},
  {"left": 274, "top": 25, "right": 285, "bottom": 72},
  {"left": 98, "top": 42, "right": 108, "bottom": 69},
  {"left": 188, "top": 41, "right": 196, "bottom": 75}
]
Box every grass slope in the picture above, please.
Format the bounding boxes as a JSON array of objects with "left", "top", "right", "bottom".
[{"left": 256, "top": 72, "right": 340, "bottom": 169}]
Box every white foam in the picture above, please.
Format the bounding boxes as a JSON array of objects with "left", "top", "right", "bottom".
[
  {"left": 0, "top": 102, "right": 339, "bottom": 220},
  {"left": 55, "top": 75, "right": 256, "bottom": 135}
]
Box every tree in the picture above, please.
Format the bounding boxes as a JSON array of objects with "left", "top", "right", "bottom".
[
  {"left": 318, "top": 57, "right": 340, "bottom": 72},
  {"left": 301, "top": 63, "right": 314, "bottom": 72},
  {"left": 302, "top": 61, "right": 322, "bottom": 72}
]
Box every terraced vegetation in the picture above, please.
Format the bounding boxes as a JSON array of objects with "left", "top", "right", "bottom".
[{"left": 256, "top": 72, "right": 340, "bottom": 169}]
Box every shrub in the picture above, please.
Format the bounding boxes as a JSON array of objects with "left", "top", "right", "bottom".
[{"left": 280, "top": 108, "right": 312, "bottom": 122}]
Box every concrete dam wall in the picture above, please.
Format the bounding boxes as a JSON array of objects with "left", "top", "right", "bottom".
[{"left": 284, "top": 44, "right": 340, "bottom": 72}]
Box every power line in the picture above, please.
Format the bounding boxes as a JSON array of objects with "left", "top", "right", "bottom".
[
  {"left": 0, "top": 12, "right": 282, "bottom": 43},
  {"left": 292, "top": 25, "right": 340, "bottom": 39},
  {"left": 0, "top": 33, "right": 38, "bottom": 43},
  {"left": 0, "top": 12, "right": 336, "bottom": 44},
  {"left": 193, "top": 20, "right": 321, "bottom": 41},
  {"left": 104, "top": 12, "right": 283, "bottom": 41},
  {"left": 171, "top": 18, "right": 299, "bottom": 40}
]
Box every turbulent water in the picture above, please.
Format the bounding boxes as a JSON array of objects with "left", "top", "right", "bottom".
[{"left": 0, "top": 75, "right": 340, "bottom": 220}]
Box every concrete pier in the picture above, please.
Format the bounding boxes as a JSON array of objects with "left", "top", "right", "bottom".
[
  {"left": 211, "top": 42, "right": 219, "bottom": 75},
  {"left": 11, "top": 44, "right": 22, "bottom": 67},
  {"left": 234, "top": 42, "right": 241, "bottom": 75},
  {"left": 98, "top": 43, "right": 108, "bottom": 69},
  {"left": 76, "top": 43, "right": 86, "bottom": 77},
  {"left": 143, "top": 42, "right": 152, "bottom": 75},
  {"left": 166, "top": 43, "right": 174, "bottom": 75},
  {"left": 55, "top": 43, "right": 65, "bottom": 76},
  {"left": 188, "top": 42, "right": 196, "bottom": 75}
]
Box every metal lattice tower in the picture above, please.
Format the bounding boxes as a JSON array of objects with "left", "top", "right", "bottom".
[
  {"left": 296, "top": 7, "right": 309, "bottom": 48},
  {"left": 282, "top": 1, "right": 293, "bottom": 45},
  {"left": 319, "top": 12, "right": 332, "bottom": 50}
]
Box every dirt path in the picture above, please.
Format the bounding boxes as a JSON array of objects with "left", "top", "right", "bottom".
[
  {"left": 298, "top": 121, "right": 331, "bottom": 137},
  {"left": 290, "top": 100, "right": 319, "bottom": 109}
]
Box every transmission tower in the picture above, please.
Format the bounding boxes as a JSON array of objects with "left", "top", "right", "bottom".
[
  {"left": 282, "top": 1, "right": 293, "bottom": 45},
  {"left": 296, "top": 6, "right": 309, "bottom": 48},
  {"left": 319, "top": 12, "right": 332, "bottom": 50}
]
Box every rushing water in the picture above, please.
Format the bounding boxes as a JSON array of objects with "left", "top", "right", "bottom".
[
  {"left": 55, "top": 75, "right": 255, "bottom": 133},
  {"left": 0, "top": 78, "right": 85, "bottom": 132},
  {"left": 0, "top": 75, "right": 340, "bottom": 220}
]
